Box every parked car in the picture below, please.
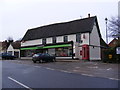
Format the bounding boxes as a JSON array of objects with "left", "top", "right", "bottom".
[
  {"left": 32, "top": 53, "right": 56, "bottom": 63},
  {"left": 1, "top": 53, "right": 16, "bottom": 60}
]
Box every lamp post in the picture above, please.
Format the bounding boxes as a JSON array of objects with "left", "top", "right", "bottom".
[{"left": 105, "top": 18, "right": 108, "bottom": 44}]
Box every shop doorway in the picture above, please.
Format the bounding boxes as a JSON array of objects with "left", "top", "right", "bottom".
[{"left": 82, "top": 44, "right": 89, "bottom": 60}]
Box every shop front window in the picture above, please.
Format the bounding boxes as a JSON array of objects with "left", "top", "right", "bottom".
[
  {"left": 55, "top": 47, "right": 72, "bottom": 57},
  {"left": 48, "top": 48, "right": 55, "bottom": 56},
  {"left": 21, "top": 50, "right": 36, "bottom": 57},
  {"left": 8, "top": 51, "right": 12, "bottom": 55}
]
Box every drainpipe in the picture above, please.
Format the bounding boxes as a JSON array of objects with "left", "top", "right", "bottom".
[{"left": 71, "top": 41, "right": 74, "bottom": 59}]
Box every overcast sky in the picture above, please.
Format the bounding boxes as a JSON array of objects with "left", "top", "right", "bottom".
[{"left": 0, "top": 0, "right": 119, "bottom": 43}]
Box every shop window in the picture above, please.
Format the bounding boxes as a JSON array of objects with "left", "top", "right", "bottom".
[
  {"left": 20, "top": 50, "right": 26, "bottom": 57},
  {"left": 8, "top": 51, "right": 12, "bottom": 55},
  {"left": 55, "top": 47, "right": 72, "bottom": 57},
  {"left": 42, "top": 38, "right": 46, "bottom": 45},
  {"left": 48, "top": 48, "right": 55, "bottom": 56},
  {"left": 52, "top": 37, "right": 56, "bottom": 43},
  {"left": 64, "top": 36, "right": 68, "bottom": 42},
  {"left": 14, "top": 51, "right": 19, "bottom": 58},
  {"left": 76, "top": 33, "right": 81, "bottom": 43},
  {"left": 21, "top": 50, "right": 36, "bottom": 57}
]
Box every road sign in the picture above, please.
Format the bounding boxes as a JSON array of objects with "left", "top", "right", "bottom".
[{"left": 116, "top": 47, "right": 120, "bottom": 54}]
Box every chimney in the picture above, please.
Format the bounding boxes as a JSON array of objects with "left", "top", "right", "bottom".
[{"left": 88, "top": 13, "right": 90, "bottom": 18}]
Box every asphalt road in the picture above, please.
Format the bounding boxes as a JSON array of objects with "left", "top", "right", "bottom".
[{"left": 2, "top": 60, "right": 119, "bottom": 89}]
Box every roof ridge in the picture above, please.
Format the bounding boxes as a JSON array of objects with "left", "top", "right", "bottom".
[
  {"left": 28, "top": 16, "right": 96, "bottom": 31},
  {"left": 22, "top": 16, "right": 97, "bottom": 41}
]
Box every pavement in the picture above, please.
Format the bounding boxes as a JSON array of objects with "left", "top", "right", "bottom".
[{"left": 3, "top": 59, "right": 120, "bottom": 80}]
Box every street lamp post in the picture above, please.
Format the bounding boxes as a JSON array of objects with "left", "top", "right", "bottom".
[{"left": 105, "top": 18, "right": 108, "bottom": 44}]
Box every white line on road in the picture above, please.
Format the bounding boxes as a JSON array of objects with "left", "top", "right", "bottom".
[
  {"left": 106, "top": 68, "right": 112, "bottom": 70},
  {"left": 81, "top": 74, "right": 94, "bottom": 77},
  {"left": 87, "top": 66, "right": 98, "bottom": 69},
  {"left": 108, "top": 78, "right": 120, "bottom": 81},
  {"left": 8, "top": 77, "right": 33, "bottom": 90},
  {"left": 46, "top": 67, "right": 55, "bottom": 70},
  {"left": 34, "top": 66, "right": 41, "bottom": 68},
  {"left": 60, "top": 70, "right": 72, "bottom": 73}
]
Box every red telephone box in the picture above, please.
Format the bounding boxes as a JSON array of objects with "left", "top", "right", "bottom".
[{"left": 82, "top": 44, "right": 89, "bottom": 60}]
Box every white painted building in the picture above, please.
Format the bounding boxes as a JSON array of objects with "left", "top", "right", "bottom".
[
  {"left": 7, "top": 42, "right": 21, "bottom": 58},
  {"left": 21, "top": 15, "right": 107, "bottom": 60}
]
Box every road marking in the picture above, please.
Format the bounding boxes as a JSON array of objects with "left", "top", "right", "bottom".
[
  {"left": 106, "top": 68, "right": 112, "bottom": 70},
  {"left": 46, "top": 68, "right": 55, "bottom": 71},
  {"left": 8, "top": 77, "right": 33, "bottom": 90},
  {"left": 81, "top": 74, "right": 94, "bottom": 77},
  {"left": 94, "top": 63, "right": 98, "bottom": 65},
  {"left": 60, "top": 70, "right": 72, "bottom": 73},
  {"left": 88, "top": 66, "right": 98, "bottom": 69},
  {"left": 75, "top": 67, "right": 80, "bottom": 69},
  {"left": 34, "top": 66, "right": 41, "bottom": 68},
  {"left": 73, "top": 70, "right": 78, "bottom": 72},
  {"left": 108, "top": 78, "right": 120, "bottom": 81}
]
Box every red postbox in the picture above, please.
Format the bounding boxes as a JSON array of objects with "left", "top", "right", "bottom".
[{"left": 82, "top": 44, "right": 89, "bottom": 60}]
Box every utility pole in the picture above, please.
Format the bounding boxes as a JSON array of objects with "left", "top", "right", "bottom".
[{"left": 105, "top": 18, "right": 108, "bottom": 44}]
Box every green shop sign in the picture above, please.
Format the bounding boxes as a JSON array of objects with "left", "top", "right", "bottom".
[{"left": 20, "top": 44, "right": 71, "bottom": 50}]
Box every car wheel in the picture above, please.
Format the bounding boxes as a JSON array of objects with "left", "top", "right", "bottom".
[
  {"left": 33, "top": 60, "right": 36, "bottom": 63},
  {"left": 39, "top": 59, "right": 43, "bottom": 63},
  {"left": 52, "top": 59, "right": 56, "bottom": 62}
]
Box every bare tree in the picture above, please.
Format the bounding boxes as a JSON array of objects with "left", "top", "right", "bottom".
[
  {"left": 108, "top": 16, "right": 120, "bottom": 39},
  {"left": 7, "top": 36, "right": 14, "bottom": 43},
  {"left": 15, "top": 38, "right": 22, "bottom": 42}
]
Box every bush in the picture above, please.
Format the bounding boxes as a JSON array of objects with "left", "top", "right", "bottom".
[{"left": 102, "top": 47, "right": 120, "bottom": 63}]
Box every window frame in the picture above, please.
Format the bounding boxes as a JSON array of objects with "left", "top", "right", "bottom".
[
  {"left": 52, "top": 37, "right": 56, "bottom": 43},
  {"left": 64, "top": 36, "right": 68, "bottom": 42},
  {"left": 42, "top": 38, "right": 46, "bottom": 45},
  {"left": 76, "top": 33, "right": 81, "bottom": 43}
]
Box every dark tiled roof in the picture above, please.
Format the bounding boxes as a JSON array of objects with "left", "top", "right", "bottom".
[
  {"left": 11, "top": 42, "right": 21, "bottom": 49},
  {"left": 100, "top": 38, "right": 109, "bottom": 48},
  {"left": 1, "top": 42, "right": 8, "bottom": 50},
  {"left": 108, "top": 38, "right": 120, "bottom": 47},
  {"left": 0, "top": 42, "right": 2, "bottom": 47},
  {"left": 22, "top": 16, "right": 97, "bottom": 41}
]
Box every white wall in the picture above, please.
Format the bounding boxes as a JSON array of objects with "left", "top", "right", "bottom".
[
  {"left": 21, "top": 39, "right": 42, "bottom": 47},
  {"left": 80, "top": 33, "right": 90, "bottom": 45},
  {"left": 68, "top": 34, "right": 76, "bottom": 42},
  {"left": 7, "top": 44, "right": 20, "bottom": 58},
  {"left": 7, "top": 44, "right": 14, "bottom": 55},
  {"left": 7, "top": 44, "right": 13, "bottom": 51},
  {"left": 90, "top": 23, "right": 101, "bottom": 60},
  {"left": 75, "top": 43, "right": 80, "bottom": 59},
  {"left": 56, "top": 36, "right": 63, "bottom": 43},
  {"left": 46, "top": 37, "right": 52, "bottom": 44},
  {"left": 74, "top": 33, "right": 89, "bottom": 59}
]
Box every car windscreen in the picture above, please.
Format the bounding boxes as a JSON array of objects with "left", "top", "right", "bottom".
[{"left": 42, "top": 53, "right": 50, "bottom": 56}]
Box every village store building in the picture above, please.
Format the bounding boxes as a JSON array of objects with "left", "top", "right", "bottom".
[{"left": 21, "top": 16, "right": 105, "bottom": 60}]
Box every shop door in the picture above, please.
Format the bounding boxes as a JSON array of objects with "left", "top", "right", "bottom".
[
  {"left": 82, "top": 44, "right": 89, "bottom": 60},
  {"left": 14, "top": 51, "right": 19, "bottom": 58}
]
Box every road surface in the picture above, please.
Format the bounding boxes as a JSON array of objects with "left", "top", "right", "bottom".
[{"left": 2, "top": 60, "right": 119, "bottom": 89}]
